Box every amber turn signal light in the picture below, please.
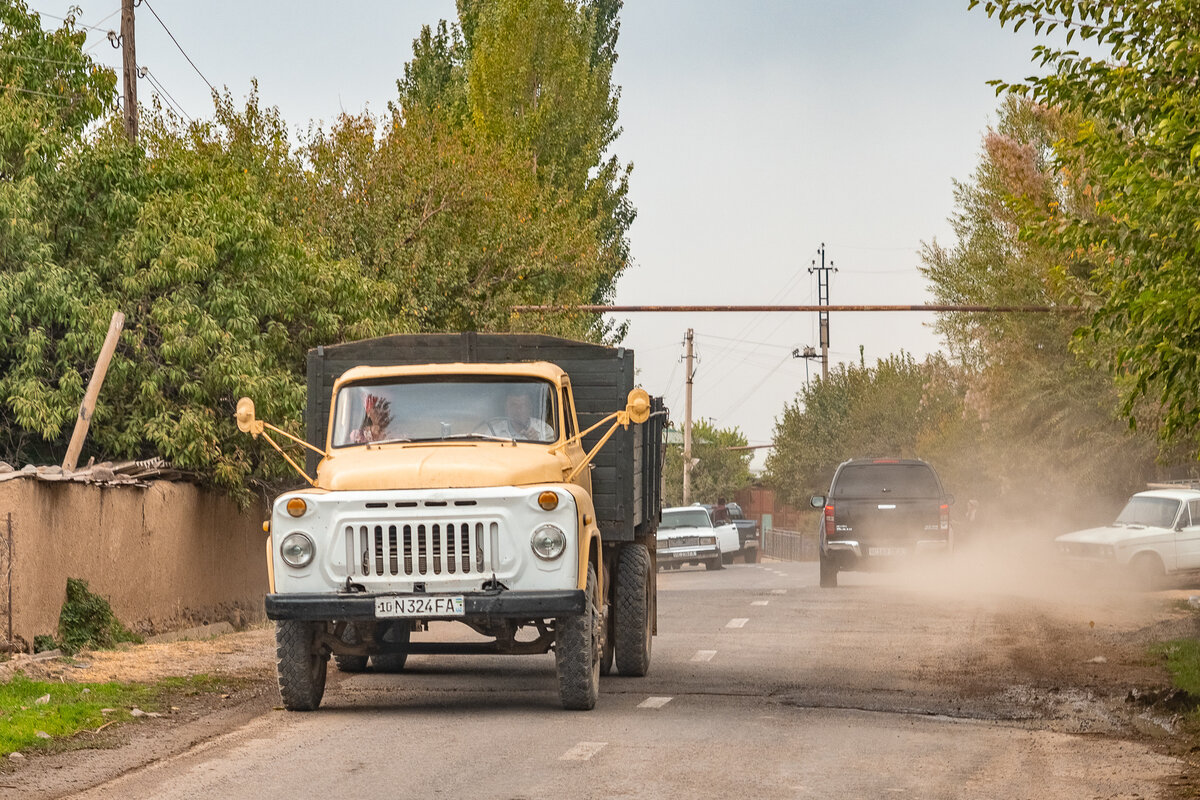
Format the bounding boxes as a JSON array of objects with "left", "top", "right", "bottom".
[
  {"left": 286, "top": 498, "right": 308, "bottom": 517},
  {"left": 538, "top": 491, "right": 559, "bottom": 511}
]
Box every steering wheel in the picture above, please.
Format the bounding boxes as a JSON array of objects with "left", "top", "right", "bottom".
[{"left": 474, "top": 417, "right": 513, "bottom": 437}]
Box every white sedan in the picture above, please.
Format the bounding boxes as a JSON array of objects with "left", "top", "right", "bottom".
[
  {"left": 657, "top": 506, "right": 737, "bottom": 570},
  {"left": 1055, "top": 488, "right": 1200, "bottom": 587}
]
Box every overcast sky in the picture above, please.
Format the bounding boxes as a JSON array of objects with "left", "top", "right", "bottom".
[{"left": 43, "top": 0, "right": 1047, "bottom": 468}]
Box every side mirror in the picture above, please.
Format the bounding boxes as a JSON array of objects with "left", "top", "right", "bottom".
[
  {"left": 236, "top": 397, "right": 264, "bottom": 436},
  {"left": 810, "top": 495, "right": 826, "bottom": 509},
  {"left": 626, "top": 388, "right": 650, "bottom": 424}
]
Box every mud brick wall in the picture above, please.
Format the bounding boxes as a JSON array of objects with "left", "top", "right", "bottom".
[{"left": 0, "top": 480, "right": 268, "bottom": 648}]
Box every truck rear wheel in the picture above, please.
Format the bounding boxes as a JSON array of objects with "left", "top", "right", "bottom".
[
  {"left": 275, "top": 620, "right": 328, "bottom": 711},
  {"left": 819, "top": 552, "right": 838, "bottom": 588},
  {"left": 371, "top": 621, "right": 411, "bottom": 672},
  {"left": 333, "top": 622, "right": 368, "bottom": 673},
  {"left": 614, "top": 544, "right": 653, "bottom": 677},
  {"left": 556, "top": 563, "right": 601, "bottom": 710}
]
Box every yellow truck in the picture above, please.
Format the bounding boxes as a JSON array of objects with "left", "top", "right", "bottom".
[{"left": 237, "top": 333, "right": 666, "bottom": 711}]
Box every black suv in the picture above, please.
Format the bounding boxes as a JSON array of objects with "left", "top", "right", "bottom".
[{"left": 810, "top": 458, "right": 954, "bottom": 588}]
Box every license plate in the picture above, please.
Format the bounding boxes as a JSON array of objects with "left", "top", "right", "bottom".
[
  {"left": 676, "top": 550, "right": 697, "bottom": 558},
  {"left": 868, "top": 547, "right": 907, "bottom": 557},
  {"left": 375, "top": 595, "right": 464, "bottom": 618}
]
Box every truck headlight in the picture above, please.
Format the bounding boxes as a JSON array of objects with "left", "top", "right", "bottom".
[
  {"left": 700, "top": 536, "right": 716, "bottom": 545},
  {"left": 280, "top": 532, "right": 315, "bottom": 567},
  {"left": 531, "top": 524, "right": 567, "bottom": 560}
]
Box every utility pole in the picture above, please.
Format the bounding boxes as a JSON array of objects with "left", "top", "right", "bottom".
[
  {"left": 682, "top": 328, "right": 694, "bottom": 505},
  {"left": 121, "top": 0, "right": 137, "bottom": 143},
  {"left": 808, "top": 243, "right": 837, "bottom": 380}
]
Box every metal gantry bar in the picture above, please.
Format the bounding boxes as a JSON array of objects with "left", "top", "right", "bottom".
[{"left": 512, "top": 304, "right": 1064, "bottom": 313}]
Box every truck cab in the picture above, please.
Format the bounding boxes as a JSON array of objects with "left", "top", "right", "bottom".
[{"left": 240, "top": 334, "right": 665, "bottom": 712}]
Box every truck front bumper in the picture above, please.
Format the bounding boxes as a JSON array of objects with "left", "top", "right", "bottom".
[{"left": 265, "top": 590, "right": 585, "bottom": 621}]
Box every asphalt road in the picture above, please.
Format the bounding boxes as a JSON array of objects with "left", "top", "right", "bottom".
[{"left": 69, "top": 561, "right": 1181, "bottom": 799}]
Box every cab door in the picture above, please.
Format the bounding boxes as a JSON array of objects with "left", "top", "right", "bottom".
[
  {"left": 1174, "top": 499, "right": 1200, "bottom": 572},
  {"left": 561, "top": 378, "right": 591, "bottom": 494}
]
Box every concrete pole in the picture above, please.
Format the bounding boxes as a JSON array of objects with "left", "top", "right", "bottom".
[{"left": 683, "top": 328, "right": 693, "bottom": 505}]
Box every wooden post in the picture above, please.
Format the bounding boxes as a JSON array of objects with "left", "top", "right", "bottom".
[
  {"left": 121, "top": 0, "right": 137, "bottom": 143},
  {"left": 62, "top": 311, "right": 125, "bottom": 472}
]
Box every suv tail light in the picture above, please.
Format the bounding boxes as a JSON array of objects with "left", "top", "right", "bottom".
[
  {"left": 824, "top": 504, "right": 835, "bottom": 539},
  {"left": 940, "top": 503, "right": 949, "bottom": 531}
]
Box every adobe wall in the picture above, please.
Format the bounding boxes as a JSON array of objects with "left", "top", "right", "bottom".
[{"left": 0, "top": 480, "right": 268, "bottom": 648}]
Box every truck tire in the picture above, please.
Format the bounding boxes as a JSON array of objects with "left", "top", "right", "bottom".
[
  {"left": 600, "top": 605, "right": 615, "bottom": 677},
  {"left": 371, "top": 621, "right": 411, "bottom": 672},
  {"left": 819, "top": 552, "right": 838, "bottom": 588},
  {"left": 706, "top": 555, "right": 723, "bottom": 571},
  {"left": 275, "top": 620, "right": 328, "bottom": 711},
  {"left": 333, "top": 621, "right": 368, "bottom": 673},
  {"left": 614, "top": 544, "right": 653, "bottom": 677},
  {"left": 555, "top": 563, "right": 600, "bottom": 710}
]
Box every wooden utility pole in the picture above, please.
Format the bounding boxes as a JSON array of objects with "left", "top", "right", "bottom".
[
  {"left": 121, "top": 0, "right": 137, "bottom": 142},
  {"left": 62, "top": 311, "right": 125, "bottom": 472},
  {"left": 682, "top": 328, "right": 694, "bottom": 505}
]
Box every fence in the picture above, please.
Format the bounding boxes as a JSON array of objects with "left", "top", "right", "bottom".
[{"left": 761, "top": 527, "right": 819, "bottom": 562}]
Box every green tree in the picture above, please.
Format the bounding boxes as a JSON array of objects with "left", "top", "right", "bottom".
[
  {"left": 976, "top": 0, "right": 1200, "bottom": 453},
  {"left": 396, "top": 0, "right": 633, "bottom": 340},
  {"left": 0, "top": 5, "right": 394, "bottom": 495},
  {"left": 662, "top": 420, "right": 753, "bottom": 508},
  {"left": 919, "top": 96, "right": 1165, "bottom": 519}
]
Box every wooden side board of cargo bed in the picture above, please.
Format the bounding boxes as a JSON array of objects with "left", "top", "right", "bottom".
[{"left": 304, "top": 333, "right": 665, "bottom": 543}]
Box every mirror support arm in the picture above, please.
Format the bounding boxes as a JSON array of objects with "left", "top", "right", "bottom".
[{"left": 566, "top": 411, "right": 630, "bottom": 484}]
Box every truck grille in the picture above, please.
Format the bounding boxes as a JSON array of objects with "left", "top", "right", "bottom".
[{"left": 345, "top": 521, "right": 497, "bottom": 578}]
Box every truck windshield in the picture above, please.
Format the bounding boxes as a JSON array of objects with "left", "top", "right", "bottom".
[
  {"left": 661, "top": 509, "right": 713, "bottom": 529},
  {"left": 1115, "top": 496, "right": 1180, "bottom": 528},
  {"left": 833, "top": 464, "right": 941, "bottom": 499},
  {"left": 331, "top": 377, "right": 558, "bottom": 447}
]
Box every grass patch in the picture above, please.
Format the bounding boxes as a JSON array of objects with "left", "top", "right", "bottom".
[
  {"left": 1152, "top": 639, "right": 1200, "bottom": 698},
  {"left": 0, "top": 673, "right": 237, "bottom": 756}
]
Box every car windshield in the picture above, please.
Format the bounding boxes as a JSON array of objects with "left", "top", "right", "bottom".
[
  {"left": 331, "top": 377, "right": 558, "bottom": 447},
  {"left": 833, "top": 464, "right": 941, "bottom": 499},
  {"left": 661, "top": 509, "right": 712, "bottom": 529},
  {"left": 1115, "top": 496, "right": 1180, "bottom": 529}
]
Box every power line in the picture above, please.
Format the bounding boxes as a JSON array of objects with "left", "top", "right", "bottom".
[
  {"left": 141, "top": 0, "right": 215, "bottom": 93},
  {"left": 143, "top": 67, "right": 191, "bottom": 121},
  {"left": 32, "top": 9, "right": 112, "bottom": 33},
  {"left": 0, "top": 82, "right": 83, "bottom": 100}
]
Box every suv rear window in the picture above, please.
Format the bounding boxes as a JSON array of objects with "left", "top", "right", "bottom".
[{"left": 833, "top": 464, "right": 941, "bottom": 499}]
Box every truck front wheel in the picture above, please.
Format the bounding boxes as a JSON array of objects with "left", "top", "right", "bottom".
[
  {"left": 614, "top": 544, "right": 653, "bottom": 677},
  {"left": 555, "top": 563, "right": 601, "bottom": 710},
  {"left": 275, "top": 620, "right": 328, "bottom": 711}
]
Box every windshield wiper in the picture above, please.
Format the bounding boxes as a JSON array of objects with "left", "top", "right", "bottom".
[
  {"left": 365, "top": 437, "right": 412, "bottom": 448},
  {"left": 441, "top": 433, "right": 515, "bottom": 443}
]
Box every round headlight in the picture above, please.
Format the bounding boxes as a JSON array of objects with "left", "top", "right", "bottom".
[
  {"left": 285, "top": 497, "right": 307, "bottom": 518},
  {"left": 530, "top": 524, "right": 567, "bottom": 560},
  {"left": 280, "top": 532, "right": 315, "bottom": 568},
  {"left": 538, "top": 491, "right": 559, "bottom": 511}
]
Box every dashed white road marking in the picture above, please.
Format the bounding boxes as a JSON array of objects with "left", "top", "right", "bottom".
[
  {"left": 771, "top": 589, "right": 787, "bottom": 594},
  {"left": 727, "top": 618, "right": 749, "bottom": 628},
  {"left": 751, "top": 600, "right": 769, "bottom": 606},
  {"left": 638, "top": 696, "right": 673, "bottom": 709},
  {"left": 691, "top": 649, "right": 717, "bottom": 662},
  {"left": 560, "top": 741, "right": 608, "bottom": 761}
]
